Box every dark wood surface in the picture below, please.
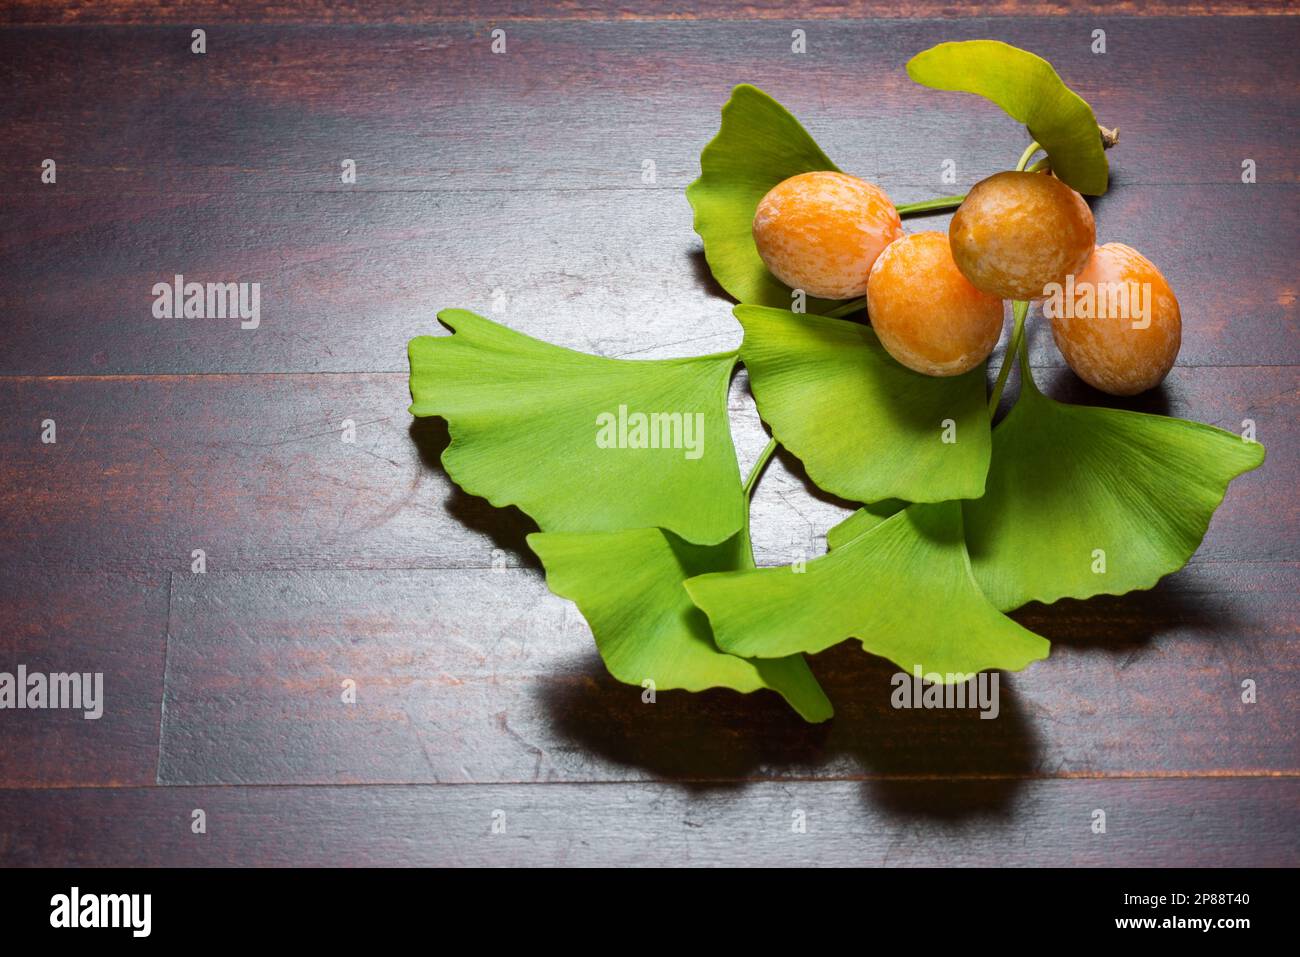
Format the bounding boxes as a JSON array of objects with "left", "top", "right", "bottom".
[
  {"left": 5, "top": 1, "right": 1297, "bottom": 25},
  {"left": 2, "top": 779, "right": 1296, "bottom": 867},
  {"left": 0, "top": 4, "right": 1296, "bottom": 866}
]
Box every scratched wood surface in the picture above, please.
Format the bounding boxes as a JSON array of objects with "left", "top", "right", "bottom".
[
  {"left": 4, "top": 1, "right": 1297, "bottom": 25},
  {"left": 2, "top": 779, "right": 1296, "bottom": 867},
  {"left": 0, "top": 5, "right": 1296, "bottom": 866}
]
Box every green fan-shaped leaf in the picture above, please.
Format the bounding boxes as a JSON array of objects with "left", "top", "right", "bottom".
[
  {"left": 826, "top": 500, "right": 906, "bottom": 550},
  {"left": 685, "top": 501, "right": 1049, "bottom": 677},
  {"left": 963, "top": 369, "right": 1266, "bottom": 611},
  {"left": 686, "top": 84, "right": 844, "bottom": 310},
  {"left": 529, "top": 527, "right": 832, "bottom": 722},
  {"left": 907, "top": 40, "right": 1109, "bottom": 195},
  {"left": 737, "top": 305, "right": 991, "bottom": 503},
  {"left": 409, "top": 308, "right": 745, "bottom": 545}
]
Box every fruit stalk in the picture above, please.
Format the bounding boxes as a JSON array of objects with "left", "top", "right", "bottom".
[
  {"left": 983, "top": 139, "right": 1062, "bottom": 413},
  {"left": 815, "top": 195, "right": 970, "bottom": 320},
  {"left": 895, "top": 194, "right": 967, "bottom": 216},
  {"left": 988, "top": 299, "right": 1029, "bottom": 412},
  {"left": 1015, "top": 140, "right": 1044, "bottom": 172}
]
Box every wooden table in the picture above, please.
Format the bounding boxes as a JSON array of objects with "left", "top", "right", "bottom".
[{"left": 1, "top": 1, "right": 1296, "bottom": 867}]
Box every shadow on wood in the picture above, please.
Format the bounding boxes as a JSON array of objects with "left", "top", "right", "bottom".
[
  {"left": 408, "top": 416, "right": 540, "bottom": 569},
  {"left": 536, "top": 641, "right": 1043, "bottom": 819},
  {"left": 1013, "top": 574, "right": 1251, "bottom": 653}
]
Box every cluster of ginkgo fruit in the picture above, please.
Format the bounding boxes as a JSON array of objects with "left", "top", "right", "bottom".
[{"left": 750, "top": 168, "right": 1181, "bottom": 396}]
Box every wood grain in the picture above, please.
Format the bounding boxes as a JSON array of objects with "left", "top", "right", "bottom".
[
  {"left": 0, "top": 8, "right": 1294, "bottom": 866},
  {"left": 0, "top": 367, "right": 1290, "bottom": 575},
  {"left": 2, "top": 778, "right": 1296, "bottom": 867},
  {"left": 2, "top": 19, "right": 1295, "bottom": 198},
  {"left": 154, "top": 561, "right": 1297, "bottom": 786},
  {"left": 1, "top": 19, "right": 1294, "bottom": 380},
  {"left": 0, "top": 186, "right": 1295, "bottom": 375},
  {"left": 5, "top": 1, "right": 1297, "bottom": 26},
  {"left": 0, "top": 572, "right": 168, "bottom": 786}
]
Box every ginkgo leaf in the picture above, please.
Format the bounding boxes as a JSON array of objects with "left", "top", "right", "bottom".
[
  {"left": 907, "top": 40, "right": 1110, "bottom": 195},
  {"left": 737, "top": 305, "right": 991, "bottom": 503},
  {"left": 685, "top": 501, "right": 1049, "bottom": 678},
  {"left": 529, "top": 527, "right": 833, "bottom": 722},
  {"left": 826, "top": 499, "right": 906, "bottom": 550},
  {"left": 409, "top": 309, "right": 745, "bottom": 546},
  {"left": 686, "top": 84, "right": 845, "bottom": 310},
  {"left": 963, "top": 369, "right": 1266, "bottom": 611}
]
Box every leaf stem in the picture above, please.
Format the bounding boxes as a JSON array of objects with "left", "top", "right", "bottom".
[
  {"left": 743, "top": 436, "right": 778, "bottom": 500},
  {"left": 738, "top": 436, "right": 778, "bottom": 567},
  {"left": 896, "top": 194, "right": 966, "bottom": 216},
  {"left": 988, "top": 300, "right": 1029, "bottom": 414}
]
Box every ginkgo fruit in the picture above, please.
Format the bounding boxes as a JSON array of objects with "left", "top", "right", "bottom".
[
  {"left": 1048, "top": 242, "right": 1182, "bottom": 395},
  {"left": 752, "top": 171, "right": 904, "bottom": 300},
  {"left": 949, "top": 171, "right": 1095, "bottom": 300},
  {"left": 867, "top": 231, "right": 1004, "bottom": 376}
]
